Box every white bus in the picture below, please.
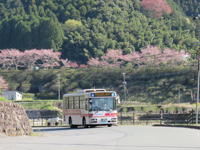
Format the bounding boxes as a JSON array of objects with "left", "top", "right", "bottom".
[{"left": 63, "top": 89, "right": 120, "bottom": 128}]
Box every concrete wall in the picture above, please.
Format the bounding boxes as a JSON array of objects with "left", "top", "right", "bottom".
[{"left": 26, "top": 110, "right": 60, "bottom": 119}]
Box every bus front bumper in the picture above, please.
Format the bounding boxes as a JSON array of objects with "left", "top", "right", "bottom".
[{"left": 90, "top": 118, "right": 117, "bottom": 124}]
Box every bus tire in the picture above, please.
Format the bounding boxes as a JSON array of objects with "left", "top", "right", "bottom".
[
  {"left": 69, "top": 118, "right": 73, "bottom": 128},
  {"left": 69, "top": 118, "right": 77, "bottom": 128},
  {"left": 108, "top": 124, "right": 112, "bottom": 127},
  {"left": 83, "top": 118, "right": 88, "bottom": 128}
]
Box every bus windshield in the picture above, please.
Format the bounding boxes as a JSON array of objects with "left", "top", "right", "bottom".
[{"left": 89, "top": 98, "right": 116, "bottom": 111}]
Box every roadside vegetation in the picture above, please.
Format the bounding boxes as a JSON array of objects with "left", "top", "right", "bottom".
[
  {"left": 0, "top": 64, "right": 197, "bottom": 104},
  {"left": 0, "top": 96, "right": 11, "bottom": 102},
  {"left": 1, "top": 0, "right": 200, "bottom": 106}
]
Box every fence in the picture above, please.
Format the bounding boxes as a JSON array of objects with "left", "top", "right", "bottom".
[
  {"left": 29, "top": 115, "right": 64, "bottom": 126},
  {"left": 117, "top": 109, "right": 198, "bottom": 125},
  {"left": 28, "top": 110, "right": 198, "bottom": 126}
]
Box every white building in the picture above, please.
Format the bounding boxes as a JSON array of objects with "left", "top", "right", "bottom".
[
  {"left": 2, "top": 91, "right": 22, "bottom": 101},
  {"left": 183, "top": 55, "right": 189, "bottom": 61}
]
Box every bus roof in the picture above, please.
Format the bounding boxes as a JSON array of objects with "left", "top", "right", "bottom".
[
  {"left": 76, "top": 89, "right": 106, "bottom": 93},
  {"left": 63, "top": 89, "right": 117, "bottom": 97}
]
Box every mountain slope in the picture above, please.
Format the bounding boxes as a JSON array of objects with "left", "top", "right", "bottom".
[{"left": 0, "top": 0, "right": 198, "bottom": 64}]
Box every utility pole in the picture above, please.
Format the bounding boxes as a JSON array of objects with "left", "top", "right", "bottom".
[
  {"left": 197, "top": 54, "right": 200, "bottom": 125},
  {"left": 57, "top": 74, "right": 60, "bottom": 100},
  {"left": 192, "top": 14, "right": 200, "bottom": 125},
  {"left": 122, "top": 73, "right": 127, "bottom": 101},
  {"left": 179, "top": 87, "right": 180, "bottom": 104},
  {"left": 192, "top": 40, "right": 200, "bottom": 125}
]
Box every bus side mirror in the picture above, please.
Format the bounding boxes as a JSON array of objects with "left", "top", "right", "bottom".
[{"left": 116, "top": 95, "right": 120, "bottom": 104}]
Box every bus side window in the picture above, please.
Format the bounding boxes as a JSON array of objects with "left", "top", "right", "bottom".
[
  {"left": 80, "top": 96, "right": 85, "bottom": 109},
  {"left": 66, "top": 97, "right": 68, "bottom": 109},
  {"left": 63, "top": 98, "right": 65, "bottom": 109},
  {"left": 69, "top": 97, "right": 73, "bottom": 109},
  {"left": 74, "top": 96, "right": 79, "bottom": 109},
  {"left": 85, "top": 99, "right": 89, "bottom": 110}
]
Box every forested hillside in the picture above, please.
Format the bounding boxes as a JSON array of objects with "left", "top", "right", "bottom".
[
  {"left": 0, "top": 66, "right": 197, "bottom": 104},
  {"left": 1, "top": 0, "right": 200, "bottom": 103},
  {"left": 0, "top": 0, "right": 200, "bottom": 64}
]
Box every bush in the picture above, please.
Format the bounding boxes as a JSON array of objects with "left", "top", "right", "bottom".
[
  {"left": 22, "top": 93, "right": 35, "bottom": 100},
  {"left": 0, "top": 96, "right": 11, "bottom": 102},
  {"left": 123, "top": 107, "right": 127, "bottom": 112}
]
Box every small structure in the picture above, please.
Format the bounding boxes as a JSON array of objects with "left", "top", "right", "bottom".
[
  {"left": 2, "top": 91, "right": 22, "bottom": 101},
  {"left": 33, "top": 66, "right": 39, "bottom": 70},
  {"left": 183, "top": 55, "right": 189, "bottom": 61}
]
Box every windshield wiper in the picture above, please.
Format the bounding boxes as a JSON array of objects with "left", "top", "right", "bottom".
[{"left": 95, "top": 106, "right": 101, "bottom": 111}]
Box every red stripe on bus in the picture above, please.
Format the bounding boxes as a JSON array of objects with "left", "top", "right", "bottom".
[
  {"left": 92, "top": 115, "right": 117, "bottom": 118},
  {"left": 63, "top": 110, "right": 117, "bottom": 117},
  {"left": 63, "top": 110, "right": 81, "bottom": 112}
]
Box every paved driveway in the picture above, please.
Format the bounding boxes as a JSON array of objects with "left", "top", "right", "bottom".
[{"left": 0, "top": 126, "right": 200, "bottom": 150}]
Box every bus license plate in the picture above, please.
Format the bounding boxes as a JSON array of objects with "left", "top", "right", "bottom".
[{"left": 101, "top": 118, "right": 107, "bottom": 124}]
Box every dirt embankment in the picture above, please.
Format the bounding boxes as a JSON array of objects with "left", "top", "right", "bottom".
[{"left": 0, "top": 101, "right": 33, "bottom": 136}]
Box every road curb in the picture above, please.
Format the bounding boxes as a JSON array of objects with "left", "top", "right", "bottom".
[
  {"left": 32, "top": 126, "right": 69, "bottom": 128},
  {"left": 153, "top": 124, "right": 200, "bottom": 129}
]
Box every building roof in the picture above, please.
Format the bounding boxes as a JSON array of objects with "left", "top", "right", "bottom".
[{"left": 2, "top": 91, "right": 22, "bottom": 94}]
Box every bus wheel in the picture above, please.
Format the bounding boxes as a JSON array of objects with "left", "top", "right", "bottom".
[
  {"left": 48, "top": 122, "right": 51, "bottom": 127},
  {"left": 83, "top": 118, "right": 88, "bottom": 128},
  {"left": 108, "top": 124, "right": 112, "bottom": 127},
  {"left": 69, "top": 118, "right": 73, "bottom": 128},
  {"left": 55, "top": 122, "right": 58, "bottom": 126}
]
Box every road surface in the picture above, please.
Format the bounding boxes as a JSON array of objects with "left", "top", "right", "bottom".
[{"left": 0, "top": 126, "right": 200, "bottom": 150}]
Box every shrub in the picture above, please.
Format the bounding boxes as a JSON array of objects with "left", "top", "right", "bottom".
[
  {"left": 123, "top": 107, "right": 127, "bottom": 112},
  {"left": 22, "top": 93, "right": 35, "bottom": 100},
  {"left": 0, "top": 96, "right": 11, "bottom": 102}
]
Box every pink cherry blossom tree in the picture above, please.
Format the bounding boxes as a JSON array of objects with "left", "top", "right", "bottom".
[
  {"left": 23, "top": 49, "right": 41, "bottom": 69},
  {"left": 122, "top": 45, "right": 189, "bottom": 68},
  {"left": 0, "top": 58, "right": 13, "bottom": 70},
  {"left": 0, "top": 76, "right": 9, "bottom": 92},
  {"left": 79, "top": 64, "right": 88, "bottom": 68},
  {"left": 102, "top": 49, "right": 122, "bottom": 64},
  {"left": 70, "top": 62, "right": 79, "bottom": 68},
  {"left": 87, "top": 49, "right": 123, "bottom": 68},
  {"left": 122, "top": 51, "right": 141, "bottom": 67},
  {"left": 39, "top": 49, "right": 61, "bottom": 69},
  {"left": 141, "top": 0, "right": 171, "bottom": 18},
  {"left": 0, "top": 49, "right": 24, "bottom": 70},
  {"left": 87, "top": 58, "right": 101, "bottom": 67},
  {"left": 60, "top": 58, "right": 72, "bottom": 68}
]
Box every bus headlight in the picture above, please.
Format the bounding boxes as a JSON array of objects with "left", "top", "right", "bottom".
[
  {"left": 111, "top": 118, "right": 117, "bottom": 122},
  {"left": 91, "top": 119, "right": 97, "bottom": 123}
]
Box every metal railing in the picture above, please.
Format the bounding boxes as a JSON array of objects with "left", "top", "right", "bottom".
[
  {"left": 117, "top": 110, "right": 199, "bottom": 126},
  {"left": 29, "top": 115, "right": 64, "bottom": 126}
]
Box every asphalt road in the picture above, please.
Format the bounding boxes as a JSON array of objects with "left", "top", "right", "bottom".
[{"left": 0, "top": 126, "right": 200, "bottom": 150}]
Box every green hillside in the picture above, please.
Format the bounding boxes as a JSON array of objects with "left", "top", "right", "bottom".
[
  {"left": 1, "top": 0, "right": 200, "bottom": 103},
  {"left": 0, "top": 65, "right": 197, "bottom": 104},
  {"left": 0, "top": 0, "right": 200, "bottom": 63}
]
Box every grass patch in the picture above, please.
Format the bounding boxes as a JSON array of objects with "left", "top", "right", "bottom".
[
  {"left": 0, "top": 96, "right": 11, "bottom": 102},
  {"left": 20, "top": 101, "right": 58, "bottom": 111},
  {"left": 30, "top": 129, "right": 45, "bottom": 137}
]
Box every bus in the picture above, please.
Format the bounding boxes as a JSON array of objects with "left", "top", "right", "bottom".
[{"left": 63, "top": 89, "right": 120, "bottom": 128}]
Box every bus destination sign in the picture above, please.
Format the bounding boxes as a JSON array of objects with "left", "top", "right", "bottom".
[
  {"left": 94, "top": 93, "right": 111, "bottom": 96},
  {"left": 90, "top": 93, "right": 115, "bottom": 97}
]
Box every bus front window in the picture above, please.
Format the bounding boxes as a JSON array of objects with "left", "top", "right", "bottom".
[{"left": 89, "top": 98, "right": 116, "bottom": 111}]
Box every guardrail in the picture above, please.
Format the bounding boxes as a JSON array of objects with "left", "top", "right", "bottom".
[
  {"left": 28, "top": 110, "right": 200, "bottom": 126},
  {"left": 117, "top": 110, "right": 200, "bottom": 125},
  {"left": 29, "top": 115, "right": 64, "bottom": 127}
]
